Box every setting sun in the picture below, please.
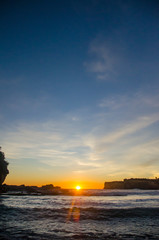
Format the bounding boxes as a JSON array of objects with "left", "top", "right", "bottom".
[{"left": 75, "top": 186, "right": 81, "bottom": 190}]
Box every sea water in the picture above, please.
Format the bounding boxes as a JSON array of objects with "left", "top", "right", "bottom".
[{"left": 0, "top": 189, "right": 159, "bottom": 239}]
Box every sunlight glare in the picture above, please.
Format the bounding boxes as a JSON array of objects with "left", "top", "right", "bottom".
[{"left": 75, "top": 185, "right": 81, "bottom": 190}]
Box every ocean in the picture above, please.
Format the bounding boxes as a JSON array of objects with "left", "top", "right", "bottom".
[{"left": 0, "top": 189, "right": 159, "bottom": 239}]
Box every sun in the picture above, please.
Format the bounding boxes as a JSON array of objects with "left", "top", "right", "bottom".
[{"left": 75, "top": 185, "right": 81, "bottom": 191}]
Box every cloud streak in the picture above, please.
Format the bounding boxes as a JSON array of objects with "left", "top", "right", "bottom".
[
  {"left": 1, "top": 90, "right": 159, "bottom": 182},
  {"left": 85, "top": 37, "right": 123, "bottom": 81}
]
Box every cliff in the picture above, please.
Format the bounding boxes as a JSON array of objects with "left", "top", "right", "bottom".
[{"left": 104, "top": 178, "right": 159, "bottom": 190}]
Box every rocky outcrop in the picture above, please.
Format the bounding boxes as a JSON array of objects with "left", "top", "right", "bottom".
[
  {"left": 4, "top": 184, "right": 63, "bottom": 195},
  {"left": 104, "top": 178, "right": 159, "bottom": 190},
  {"left": 0, "top": 148, "right": 9, "bottom": 186}
]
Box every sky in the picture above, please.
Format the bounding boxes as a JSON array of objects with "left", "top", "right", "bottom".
[{"left": 0, "top": 0, "right": 159, "bottom": 189}]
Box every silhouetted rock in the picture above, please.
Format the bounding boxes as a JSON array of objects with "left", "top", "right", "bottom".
[
  {"left": 104, "top": 178, "right": 159, "bottom": 189},
  {"left": 0, "top": 147, "right": 9, "bottom": 189},
  {"left": 4, "top": 184, "right": 62, "bottom": 195}
]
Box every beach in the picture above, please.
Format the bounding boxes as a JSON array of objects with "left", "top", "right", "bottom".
[{"left": 0, "top": 189, "right": 159, "bottom": 239}]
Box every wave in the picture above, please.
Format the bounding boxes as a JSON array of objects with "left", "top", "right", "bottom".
[
  {"left": 1, "top": 204, "right": 159, "bottom": 221},
  {"left": 1, "top": 204, "right": 159, "bottom": 239}
]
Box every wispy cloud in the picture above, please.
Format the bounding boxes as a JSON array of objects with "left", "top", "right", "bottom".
[
  {"left": 1, "top": 91, "right": 159, "bottom": 181},
  {"left": 99, "top": 91, "right": 159, "bottom": 110},
  {"left": 1, "top": 119, "right": 89, "bottom": 169},
  {"left": 140, "top": 158, "right": 159, "bottom": 167},
  {"left": 93, "top": 114, "right": 159, "bottom": 153},
  {"left": 84, "top": 37, "right": 123, "bottom": 81}
]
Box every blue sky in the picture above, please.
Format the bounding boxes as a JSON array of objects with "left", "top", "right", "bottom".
[{"left": 1, "top": 0, "right": 159, "bottom": 188}]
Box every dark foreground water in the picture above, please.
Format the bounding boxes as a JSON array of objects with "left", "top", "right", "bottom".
[{"left": 1, "top": 189, "right": 159, "bottom": 239}]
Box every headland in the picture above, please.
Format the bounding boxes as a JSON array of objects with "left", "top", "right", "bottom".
[{"left": 104, "top": 178, "right": 159, "bottom": 190}]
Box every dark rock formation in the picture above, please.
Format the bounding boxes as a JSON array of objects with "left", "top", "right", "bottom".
[
  {"left": 0, "top": 147, "right": 9, "bottom": 187},
  {"left": 4, "top": 184, "right": 63, "bottom": 195},
  {"left": 104, "top": 178, "right": 159, "bottom": 190}
]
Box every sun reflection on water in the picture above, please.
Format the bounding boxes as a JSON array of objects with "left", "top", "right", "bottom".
[{"left": 66, "top": 198, "right": 80, "bottom": 222}]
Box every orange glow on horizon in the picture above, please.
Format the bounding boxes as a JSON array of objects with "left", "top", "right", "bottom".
[
  {"left": 5, "top": 174, "right": 104, "bottom": 189},
  {"left": 5, "top": 178, "right": 104, "bottom": 189}
]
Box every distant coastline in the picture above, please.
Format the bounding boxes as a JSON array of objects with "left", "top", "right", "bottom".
[
  {"left": 1, "top": 178, "right": 159, "bottom": 196},
  {"left": 104, "top": 178, "right": 159, "bottom": 190}
]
